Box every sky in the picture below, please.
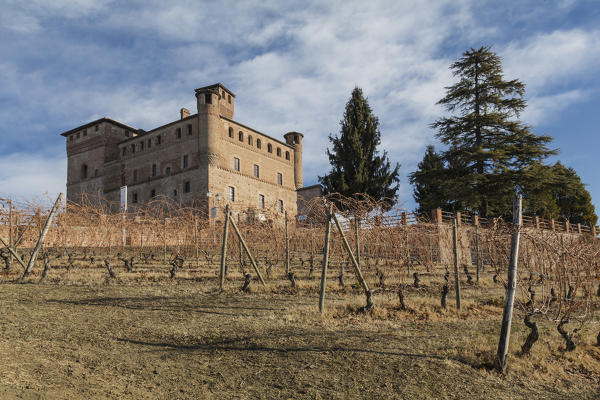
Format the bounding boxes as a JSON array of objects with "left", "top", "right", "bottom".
[{"left": 0, "top": 0, "right": 599, "bottom": 214}]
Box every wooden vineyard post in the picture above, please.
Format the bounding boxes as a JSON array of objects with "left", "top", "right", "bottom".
[
  {"left": 8, "top": 199, "right": 13, "bottom": 269},
  {"left": 22, "top": 193, "right": 63, "bottom": 279},
  {"left": 163, "top": 218, "right": 167, "bottom": 267},
  {"left": 331, "top": 212, "right": 371, "bottom": 302},
  {"left": 495, "top": 193, "right": 523, "bottom": 372},
  {"left": 285, "top": 211, "right": 290, "bottom": 275},
  {"left": 219, "top": 204, "right": 230, "bottom": 290},
  {"left": 475, "top": 224, "right": 481, "bottom": 283},
  {"left": 453, "top": 218, "right": 461, "bottom": 310},
  {"left": 194, "top": 217, "right": 200, "bottom": 269},
  {"left": 228, "top": 211, "right": 266, "bottom": 286},
  {"left": 319, "top": 206, "right": 333, "bottom": 313},
  {"left": 354, "top": 215, "right": 360, "bottom": 268}
]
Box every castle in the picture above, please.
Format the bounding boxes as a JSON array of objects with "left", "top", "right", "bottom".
[{"left": 61, "top": 83, "right": 305, "bottom": 221}]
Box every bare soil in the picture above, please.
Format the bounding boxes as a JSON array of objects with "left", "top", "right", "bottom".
[{"left": 0, "top": 261, "right": 599, "bottom": 399}]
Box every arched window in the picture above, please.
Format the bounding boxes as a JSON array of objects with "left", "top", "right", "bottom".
[
  {"left": 81, "top": 164, "right": 88, "bottom": 180},
  {"left": 228, "top": 127, "right": 234, "bottom": 138},
  {"left": 256, "top": 139, "right": 262, "bottom": 149},
  {"left": 248, "top": 135, "right": 253, "bottom": 145},
  {"left": 267, "top": 143, "right": 272, "bottom": 153},
  {"left": 276, "top": 147, "right": 281, "bottom": 157},
  {"left": 285, "top": 151, "right": 290, "bottom": 160},
  {"left": 238, "top": 131, "right": 243, "bottom": 142}
]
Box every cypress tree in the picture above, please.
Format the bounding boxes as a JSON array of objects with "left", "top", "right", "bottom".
[
  {"left": 319, "top": 87, "right": 400, "bottom": 210},
  {"left": 432, "top": 46, "right": 557, "bottom": 217}
]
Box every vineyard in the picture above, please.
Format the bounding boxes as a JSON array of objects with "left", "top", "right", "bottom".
[{"left": 0, "top": 194, "right": 599, "bottom": 398}]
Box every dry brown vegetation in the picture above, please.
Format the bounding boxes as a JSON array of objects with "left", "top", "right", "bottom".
[{"left": 0, "top": 195, "right": 599, "bottom": 399}]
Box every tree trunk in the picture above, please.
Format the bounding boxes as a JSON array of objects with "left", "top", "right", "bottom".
[{"left": 520, "top": 314, "right": 539, "bottom": 356}]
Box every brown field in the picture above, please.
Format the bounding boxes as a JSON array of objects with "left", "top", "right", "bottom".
[{"left": 1, "top": 258, "right": 599, "bottom": 400}]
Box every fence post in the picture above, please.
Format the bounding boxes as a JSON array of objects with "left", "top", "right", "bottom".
[
  {"left": 228, "top": 213, "right": 266, "bottom": 286},
  {"left": 495, "top": 193, "right": 523, "bottom": 372},
  {"left": 285, "top": 211, "right": 290, "bottom": 275},
  {"left": 475, "top": 224, "right": 480, "bottom": 283},
  {"left": 319, "top": 207, "right": 333, "bottom": 313},
  {"left": 593, "top": 226, "right": 597, "bottom": 238},
  {"left": 535, "top": 216, "right": 540, "bottom": 230},
  {"left": 453, "top": 218, "right": 461, "bottom": 310},
  {"left": 550, "top": 218, "right": 555, "bottom": 231},
  {"left": 577, "top": 223, "right": 581, "bottom": 234},
  {"left": 22, "top": 193, "right": 63, "bottom": 279},
  {"left": 354, "top": 215, "right": 360, "bottom": 269},
  {"left": 219, "top": 204, "right": 230, "bottom": 290},
  {"left": 194, "top": 217, "right": 200, "bottom": 269},
  {"left": 163, "top": 218, "right": 167, "bottom": 266},
  {"left": 565, "top": 220, "right": 570, "bottom": 233},
  {"left": 432, "top": 208, "right": 442, "bottom": 224},
  {"left": 8, "top": 200, "right": 13, "bottom": 270},
  {"left": 455, "top": 212, "right": 461, "bottom": 227}
]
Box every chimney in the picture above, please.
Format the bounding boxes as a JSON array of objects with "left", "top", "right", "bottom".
[{"left": 180, "top": 107, "right": 190, "bottom": 119}]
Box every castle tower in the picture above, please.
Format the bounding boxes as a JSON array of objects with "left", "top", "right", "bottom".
[
  {"left": 195, "top": 86, "right": 222, "bottom": 167},
  {"left": 284, "top": 132, "right": 304, "bottom": 189}
]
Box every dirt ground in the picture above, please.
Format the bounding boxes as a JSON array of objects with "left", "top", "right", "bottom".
[{"left": 0, "top": 261, "right": 599, "bottom": 399}]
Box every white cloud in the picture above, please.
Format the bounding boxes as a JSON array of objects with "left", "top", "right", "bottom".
[{"left": 0, "top": 151, "right": 66, "bottom": 200}]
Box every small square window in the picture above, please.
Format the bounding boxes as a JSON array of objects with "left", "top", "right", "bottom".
[
  {"left": 276, "top": 147, "right": 281, "bottom": 157},
  {"left": 183, "top": 155, "right": 189, "bottom": 168},
  {"left": 233, "top": 157, "right": 240, "bottom": 171},
  {"left": 95, "top": 125, "right": 99, "bottom": 132},
  {"left": 238, "top": 131, "right": 243, "bottom": 142},
  {"left": 83, "top": 129, "right": 87, "bottom": 136},
  {"left": 152, "top": 164, "right": 157, "bottom": 177},
  {"left": 277, "top": 172, "right": 282, "bottom": 185},
  {"left": 122, "top": 147, "right": 126, "bottom": 156},
  {"left": 176, "top": 127, "right": 181, "bottom": 139},
  {"left": 157, "top": 135, "right": 162, "bottom": 145},
  {"left": 132, "top": 192, "right": 138, "bottom": 203},
  {"left": 228, "top": 95, "right": 231, "bottom": 104},
  {"left": 140, "top": 142, "right": 144, "bottom": 151},
  {"left": 148, "top": 139, "right": 152, "bottom": 149},
  {"left": 184, "top": 181, "right": 191, "bottom": 193},
  {"left": 94, "top": 169, "right": 99, "bottom": 177},
  {"left": 133, "top": 169, "right": 138, "bottom": 183},
  {"left": 228, "top": 186, "right": 235, "bottom": 202},
  {"left": 151, "top": 189, "right": 156, "bottom": 198},
  {"left": 228, "top": 127, "right": 234, "bottom": 138},
  {"left": 187, "top": 124, "right": 192, "bottom": 135},
  {"left": 267, "top": 144, "right": 272, "bottom": 153},
  {"left": 69, "top": 135, "right": 74, "bottom": 142},
  {"left": 253, "top": 164, "right": 259, "bottom": 178},
  {"left": 173, "top": 189, "right": 178, "bottom": 197},
  {"left": 76, "top": 132, "right": 80, "bottom": 139},
  {"left": 130, "top": 144, "right": 135, "bottom": 153},
  {"left": 205, "top": 93, "right": 212, "bottom": 104}
]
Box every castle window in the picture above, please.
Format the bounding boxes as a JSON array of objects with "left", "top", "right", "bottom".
[
  {"left": 173, "top": 189, "right": 178, "bottom": 197},
  {"left": 277, "top": 172, "right": 282, "bottom": 185},
  {"left": 148, "top": 139, "right": 152, "bottom": 149},
  {"left": 183, "top": 154, "right": 189, "bottom": 168},
  {"left": 187, "top": 124, "right": 192, "bottom": 135},
  {"left": 256, "top": 139, "right": 261, "bottom": 149},
  {"left": 122, "top": 147, "right": 126, "bottom": 156},
  {"left": 140, "top": 141, "right": 144, "bottom": 151},
  {"left": 176, "top": 127, "right": 181, "bottom": 139},
  {"left": 83, "top": 129, "right": 87, "bottom": 136},
  {"left": 132, "top": 192, "right": 138, "bottom": 203},
  {"left": 228, "top": 95, "right": 231, "bottom": 104},
  {"left": 69, "top": 135, "right": 73, "bottom": 142},
  {"left": 285, "top": 151, "right": 290, "bottom": 160},
  {"left": 130, "top": 144, "right": 135, "bottom": 153},
  {"left": 81, "top": 164, "right": 88, "bottom": 180},
  {"left": 228, "top": 127, "right": 234, "bottom": 138},
  {"left": 76, "top": 132, "right": 80, "bottom": 139},
  {"left": 151, "top": 189, "right": 156, "bottom": 198},
  {"left": 184, "top": 181, "right": 191, "bottom": 193},
  {"left": 205, "top": 93, "right": 212, "bottom": 104},
  {"left": 165, "top": 166, "right": 171, "bottom": 175},
  {"left": 248, "top": 135, "right": 253, "bottom": 145},
  {"left": 95, "top": 125, "right": 99, "bottom": 132},
  {"left": 276, "top": 147, "right": 281, "bottom": 157},
  {"left": 152, "top": 164, "right": 157, "bottom": 177},
  {"left": 133, "top": 169, "right": 138, "bottom": 183},
  {"left": 125, "top": 131, "right": 130, "bottom": 137},
  {"left": 157, "top": 135, "right": 162, "bottom": 145},
  {"left": 228, "top": 186, "right": 235, "bottom": 202},
  {"left": 222, "top": 90, "right": 225, "bottom": 99},
  {"left": 94, "top": 169, "right": 99, "bottom": 177},
  {"left": 253, "top": 164, "right": 259, "bottom": 178},
  {"left": 238, "top": 131, "right": 243, "bottom": 142},
  {"left": 258, "top": 194, "right": 265, "bottom": 209},
  {"left": 278, "top": 200, "right": 284, "bottom": 213},
  {"left": 294, "top": 134, "right": 299, "bottom": 143},
  {"left": 267, "top": 143, "right": 272, "bottom": 153},
  {"left": 233, "top": 157, "right": 240, "bottom": 171}
]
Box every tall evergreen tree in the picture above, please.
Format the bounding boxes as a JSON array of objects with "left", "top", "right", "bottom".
[
  {"left": 409, "top": 145, "right": 450, "bottom": 214},
  {"left": 432, "top": 46, "right": 557, "bottom": 217},
  {"left": 319, "top": 87, "right": 400, "bottom": 210}
]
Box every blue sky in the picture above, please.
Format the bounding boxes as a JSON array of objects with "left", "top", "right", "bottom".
[{"left": 1, "top": 0, "right": 599, "bottom": 214}]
